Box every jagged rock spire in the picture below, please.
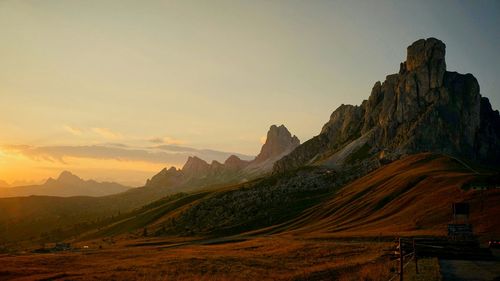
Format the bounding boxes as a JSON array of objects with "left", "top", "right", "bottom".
[
  {"left": 274, "top": 38, "right": 500, "bottom": 173},
  {"left": 254, "top": 125, "right": 300, "bottom": 163}
]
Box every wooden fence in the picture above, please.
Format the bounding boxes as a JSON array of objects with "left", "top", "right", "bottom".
[{"left": 385, "top": 236, "right": 493, "bottom": 281}]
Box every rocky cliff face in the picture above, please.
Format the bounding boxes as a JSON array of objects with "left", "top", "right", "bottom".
[
  {"left": 254, "top": 125, "right": 300, "bottom": 163},
  {"left": 182, "top": 156, "right": 211, "bottom": 177},
  {"left": 146, "top": 125, "right": 299, "bottom": 190},
  {"left": 224, "top": 155, "right": 250, "bottom": 171},
  {"left": 243, "top": 125, "right": 300, "bottom": 175},
  {"left": 145, "top": 167, "right": 183, "bottom": 188},
  {"left": 274, "top": 38, "right": 500, "bottom": 173}
]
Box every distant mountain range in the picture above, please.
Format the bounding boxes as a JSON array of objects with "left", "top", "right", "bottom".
[
  {"left": 145, "top": 124, "right": 300, "bottom": 192},
  {"left": 0, "top": 171, "right": 131, "bottom": 198},
  {"left": 0, "top": 124, "right": 301, "bottom": 243}
]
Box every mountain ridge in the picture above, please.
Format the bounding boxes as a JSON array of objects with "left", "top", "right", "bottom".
[
  {"left": 274, "top": 38, "right": 500, "bottom": 174},
  {"left": 0, "top": 171, "right": 130, "bottom": 198},
  {"left": 74, "top": 153, "right": 500, "bottom": 241},
  {"left": 145, "top": 124, "right": 300, "bottom": 191}
]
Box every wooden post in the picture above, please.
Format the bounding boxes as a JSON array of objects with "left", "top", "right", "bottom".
[
  {"left": 413, "top": 238, "right": 417, "bottom": 272},
  {"left": 399, "top": 237, "right": 403, "bottom": 281},
  {"left": 480, "top": 188, "right": 484, "bottom": 212},
  {"left": 452, "top": 203, "right": 456, "bottom": 223}
]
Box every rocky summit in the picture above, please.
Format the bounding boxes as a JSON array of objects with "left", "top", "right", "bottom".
[
  {"left": 182, "top": 156, "right": 211, "bottom": 177},
  {"left": 146, "top": 124, "right": 300, "bottom": 191},
  {"left": 274, "top": 38, "right": 500, "bottom": 174},
  {"left": 254, "top": 125, "right": 300, "bottom": 163}
]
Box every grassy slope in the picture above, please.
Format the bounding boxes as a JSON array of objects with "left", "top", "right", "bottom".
[
  {"left": 0, "top": 182, "right": 199, "bottom": 244},
  {"left": 0, "top": 171, "right": 270, "bottom": 245},
  {"left": 78, "top": 153, "right": 499, "bottom": 243},
  {"left": 1, "top": 153, "right": 499, "bottom": 280},
  {"left": 277, "top": 153, "right": 500, "bottom": 238},
  {"left": 77, "top": 167, "right": 340, "bottom": 241},
  {"left": 79, "top": 192, "right": 211, "bottom": 240},
  {"left": 2, "top": 153, "right": 498, "bottom": 247}
]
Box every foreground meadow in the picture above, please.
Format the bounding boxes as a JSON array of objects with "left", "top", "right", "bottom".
[{"left": 0, "top": 235, "right": 393, "bottom": 281}]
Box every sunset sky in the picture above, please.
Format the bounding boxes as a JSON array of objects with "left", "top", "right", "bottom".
[{"left": 1, "top": 0, "right": 499, "bottom": 186}]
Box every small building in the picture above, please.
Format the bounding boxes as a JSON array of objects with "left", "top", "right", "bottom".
[{"left": 448, "top": 202, "right": 473, "bottom": 240}]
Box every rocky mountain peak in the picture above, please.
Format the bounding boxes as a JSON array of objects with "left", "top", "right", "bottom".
[
  {"left": 146, "top": 166, "right": 183, "bottom": 187},
  {"left": 210, "top": 160, "right": 224, "bottom": 170},
  {"left": 224, "top": 155, "right": 249, "bottom": 170},
  {"left": 53, "top": 171, "right": 84, "bottom": 185},
  {"left": 224, "top": 155, "right": 241, "bottom": 165},
  {"left": 145, "top": 125, "right": 301, "bottom": 189},
  {"left": 254, "top": 124, "right": 300, "bottom": 163},
  {"left": 399, "top": 37, "right": 447, "bottom": 92},
  {"left": 157, "top": 167, "right": 179, "bottom": 176},
  {"left": 274, "top": 38, "right": 500, "bottom": 174},
  {"left": 182, "top": 156, "right": 210, "bottom": 175},
  {"left": 405, "top": 38, "right": 446, "bottom": 72}
]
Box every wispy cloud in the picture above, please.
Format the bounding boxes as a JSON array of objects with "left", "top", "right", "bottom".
[
  {"left": 63, "top": 125, "right": 83, "bottom": 136},
  {"left": 148, "top": 136, "right": 185, "bottom": 145},
  {"left": 2, "top": 144, "right": 184, "bottom": 164},
  {"left": 92, "top": 127, "right": 123, "bottom": 140},
  {"left": 2, "top": 144, "right": 65, "bottom": 163},
  {"left": 1, "top": 144, "right": 253, "bottom": 166},
  {"left": 153, "top": 145, "right": 253, "bottom": 161}
]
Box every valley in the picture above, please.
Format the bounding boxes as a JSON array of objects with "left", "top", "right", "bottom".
[{"left": 1, "top": 153, "right": 498, "bottom": 280}]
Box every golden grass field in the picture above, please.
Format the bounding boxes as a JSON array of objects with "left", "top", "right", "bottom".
[
  {"left": 1, "top": 153, "right": 498, "bottom": 280},
  {"left": 0, "top": 235, "right": 393, "bottom": 281}
]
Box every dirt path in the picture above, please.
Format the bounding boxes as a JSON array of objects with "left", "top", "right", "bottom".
[{"left": 439, "top": 259, "right": 500, "bottom": 281}]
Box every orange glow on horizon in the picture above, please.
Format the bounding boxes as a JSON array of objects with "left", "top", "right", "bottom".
[{"left": 0, "top": 149, "right": 177, "bottom": 186}]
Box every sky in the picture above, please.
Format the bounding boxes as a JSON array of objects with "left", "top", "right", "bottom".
[{"left": 0, "top": 0, "right": 499, "bottom": 186}]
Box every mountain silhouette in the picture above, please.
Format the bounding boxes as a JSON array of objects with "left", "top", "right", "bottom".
[
  {"left": 145, "top": 124, "right": 300, "bottom": 190},
  {"left": 0, "top": 171, "right": 130, "bottom": 198},
  {"left": 274, "top": 38, "right": 500, "bottom": 174}
]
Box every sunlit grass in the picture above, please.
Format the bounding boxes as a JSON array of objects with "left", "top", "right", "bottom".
[{"left": 0, "top": 236, "right": 394, "bottom": 280}]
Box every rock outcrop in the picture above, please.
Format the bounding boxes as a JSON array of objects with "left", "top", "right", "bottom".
[
  {"left": 182, "top": 156, "right": 211, "bottom": 177},
  {"left": 274, "top": 38, "right": 500, "bottom": 173},
  {"left": 224, "top": 155, "right": 250, "bottom": 171},
  {"left": 146, "top": 125, "right": 300, "bottom": 191},
  {"left": 254, "top": 125, "right": 300, "bottom": 163},
  {"left": 244, "top": 125, "right": 300, "bottom": 175},
  {"left": 145, "top": 167, "right": 183, "bottom": 188}
]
